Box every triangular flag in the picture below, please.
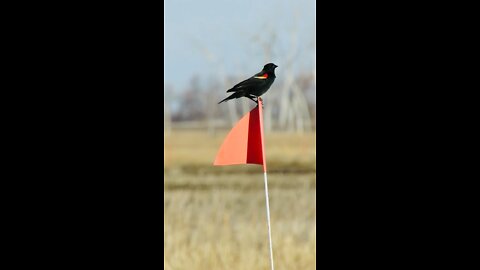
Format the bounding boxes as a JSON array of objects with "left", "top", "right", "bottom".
[
  {"left": 213, "top": 99, "right": 274, "bottom": 270},
  {"left": 214, "top": 98, "right": 266, "bottom": 172}
]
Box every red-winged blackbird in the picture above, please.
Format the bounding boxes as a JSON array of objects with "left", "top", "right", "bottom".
[{"left": 218, "top": 63, "right": 278, "bottom": 104}]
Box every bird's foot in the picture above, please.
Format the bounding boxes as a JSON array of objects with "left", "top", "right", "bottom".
[{"left": 257, "top": 97, "right": 264, "bottom": 109}]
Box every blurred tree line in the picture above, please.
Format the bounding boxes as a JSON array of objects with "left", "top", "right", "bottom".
[{"left": 164, "top": 70, "right": 315, "bottom": 133}]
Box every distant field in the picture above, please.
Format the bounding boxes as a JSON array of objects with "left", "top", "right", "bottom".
[
  {"left": 165, "top": 131, "right": 316, "bottom": 174},
  {"left": 164, "top": 131, "right": 316, "bottom": 270}
]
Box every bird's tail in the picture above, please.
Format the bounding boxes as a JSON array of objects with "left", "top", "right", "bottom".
[
  {"left": 218, "top": 92, "right": 243, "bottom": 104},
  {"left": 218, "top": 96, "right": 232, "bottom": 104}
]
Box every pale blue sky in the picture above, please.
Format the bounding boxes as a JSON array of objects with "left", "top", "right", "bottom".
[{"left": 164, "top": 0, "right": 316, "bottom": 92}]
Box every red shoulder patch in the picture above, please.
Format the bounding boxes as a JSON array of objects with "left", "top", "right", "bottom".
[{"left": 254, "top": 73, "right": 268, "bottom": 79}]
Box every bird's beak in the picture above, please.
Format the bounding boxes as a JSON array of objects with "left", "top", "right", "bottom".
[{"left": 274, "top": 65, "right": 278, "bottom": 68}]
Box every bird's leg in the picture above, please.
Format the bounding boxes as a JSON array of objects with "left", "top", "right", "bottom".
[{"left": 246, "top": 95, "right": 258, "bottom": 104}]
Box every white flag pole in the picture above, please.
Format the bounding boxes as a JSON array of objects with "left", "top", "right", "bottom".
[
  {"left": 258, "top": 97, "right": 274, "bottom": 270},
  {"left": 263, "top": 171, "right": 274, "bottom": 270}
]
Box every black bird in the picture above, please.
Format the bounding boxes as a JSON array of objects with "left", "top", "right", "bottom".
[{"left": 218, "top": 63, "right": 278, "bottom": 104}]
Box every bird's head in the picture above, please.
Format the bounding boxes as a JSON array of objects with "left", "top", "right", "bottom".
[
  {"left": 263, "top": 63, "right": 278, "bottom": 71},
  {"left": 263, "top": 63, "right": 278, "bottom": 73}
]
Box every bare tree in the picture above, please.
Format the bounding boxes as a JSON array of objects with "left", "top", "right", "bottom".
[
  {"left": 191, "top": 40, "right": 239, "bottom": 128},
  {"left": 275, "top": 11, "right": 312, "bottom": 133},
  {"left": 249, "top": 10, "right": 313, "bottom": 133}
]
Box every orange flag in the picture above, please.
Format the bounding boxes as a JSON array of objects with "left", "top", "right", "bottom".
[{"left": 214, "top": 98, "right": 267, "bottom": 172}]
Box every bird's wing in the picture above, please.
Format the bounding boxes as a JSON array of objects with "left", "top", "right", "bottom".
[{"left": 226, "top": 72, "right": 267, "bottom": 93}]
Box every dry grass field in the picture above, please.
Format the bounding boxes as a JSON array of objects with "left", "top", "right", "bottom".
[{"left": 164, "top": 131, "right": 316, "bottom": 270}]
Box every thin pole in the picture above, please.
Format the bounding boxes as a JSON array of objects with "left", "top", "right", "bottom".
[
  {"left": 258, "top": 97, "right": 274, "bottom": 270},
  {"left": 263, "top": 171, "right": 274, "bottom": 270}
]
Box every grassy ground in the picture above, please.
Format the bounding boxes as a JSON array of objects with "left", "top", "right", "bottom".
[{"left": 164, "top": 131, "right": 316, "bottom": 270}]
